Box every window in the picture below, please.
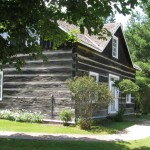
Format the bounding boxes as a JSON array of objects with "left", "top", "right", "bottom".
[
  {"left": 126, "top": 94, "right": 131, "bottom": 103},
  {"left": 112, "top": 36, "right": 118, "bottom": 59},
  {"left": 40, "top": 39, "right": 53, "bottom": 50},
  {"left": 108, "top": 74, "right": 119, "bottom": 113},
  {"left": 89, "top": 71, "right": 99, "bottom": 83},
  {"left": 89, "top": 72, "right": 99, "bottom": 101},
  {"left": 0, "top": 71, "right": 3, "bottom": 101}
]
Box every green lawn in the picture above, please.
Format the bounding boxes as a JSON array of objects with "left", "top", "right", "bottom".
[
  {"left": 0, "top": 114, "right": 149, "bottom": 135},
  {"left": 0, "top": 115, "right": 150, "bottom": 149},
  {"left": 123, "top": 114, "right": 150, "bottom": 122},
  {"left": 0, "top": 137, "right": 150, "bottom": 150},
  {"left": 0, "top": 119, "right": 135, "bottom": 135},
  {"left": 141, "top": 114, "right": 150, "bottom": 120}
]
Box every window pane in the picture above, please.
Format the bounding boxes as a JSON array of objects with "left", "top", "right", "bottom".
[
  {"left": 126, "top": 94, "right": 131, "bottom": 103},
  {"left": 112, "top": 37, "right": 118, "bottom": 58}
]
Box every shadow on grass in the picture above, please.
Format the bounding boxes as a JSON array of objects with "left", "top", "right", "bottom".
[
  {"left": 0, "top": 138, "right": 130, "bottom": 150},
  {"left": 0, "top": 137, "right": 150, "bottom": 150},
  {"left": 132, "top": 147, "right": 150, "bottom": 150}
]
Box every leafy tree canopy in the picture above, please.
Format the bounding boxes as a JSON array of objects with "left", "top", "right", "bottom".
[
  {"left": 125, "top": 7, "right": 150, "bottom": 113},
  {"left": 125, "top": 12, "right": 150, "bottom": 63},
  {"left": 0, "top": 0, "right": 139, "bottom": 69},
  {"left": 115, "top": 79, "right": 139, "bottom": 94}
]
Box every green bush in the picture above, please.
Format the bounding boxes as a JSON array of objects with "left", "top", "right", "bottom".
[
  {"left": 136, "top": 77, "right": 150, "bottom": 114},
  {"left": 77, "top": 118, "right": 91, "bottom": 130},
  {"left": 0, "top": 110, "right": 43, "bottom": 123},
  {"left": 114, "top": 109, "right": 125, "bottom": 122},
  {"left": 60, "top": 109, "right": 72, "bottom": 126},
  {"left": 68, "top": 76, "right": 113, "bottom": 130}
]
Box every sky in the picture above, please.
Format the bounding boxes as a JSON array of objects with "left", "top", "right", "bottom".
[
  {"left": 115, "top": 6, "right": 144, "bottom": 29},
  {"left": 115, "top": 13, "right": 130, "bottom": 28}
]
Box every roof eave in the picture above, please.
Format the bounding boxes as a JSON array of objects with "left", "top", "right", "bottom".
[{"left": 133, "top": 64, "right": 142, "bottom": 71}]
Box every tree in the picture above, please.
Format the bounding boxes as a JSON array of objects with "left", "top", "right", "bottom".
[
  {"left": 125, "top": 13, "right": 150, "bottom": 62},
  {"left": 141, "top": 0, "right": 150, "bottom": 17},
  {"left": 135, "top": 62, "right": 150, "bottom": 114},
  {"left": 105, "top": 13, "right": 116, "bottom": 24},
  {"left": 0, "top": 0, "right": 138, "bottom": 69},
  {"left": 125, "top": 11, "right": 150, "bottom": 114},
  {"left": 114, "top": 79, "right": 139, "bottom": 121},
  {"left": 116, "top": 79, "right": 139, "bottom": 95},
  {"left": 68, "top": 76, "right": 113, "bottom": 130}
]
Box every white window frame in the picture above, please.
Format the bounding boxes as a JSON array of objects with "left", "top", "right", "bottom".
[
  {"left": 89, "top": 71, "right": 99, "bottom": 102},
  {"left": 89, "top": 71, "right": 99, "bottom": 83},
  {"left": 108, "top": 74, "right": 119, "bottom": 114},
  {"left": 126, "top": 94, "right": 131, "bottom": 103},
  {"left": 0, "top": 71, "right": 3, "bottom": 101},
  {"left": 112, "top": 36, "right": 118, "bottom": 59}
]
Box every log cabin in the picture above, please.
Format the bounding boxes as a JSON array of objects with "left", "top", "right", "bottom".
[{"left": 0, "top": 21, "right": 138, "bottom": 120}]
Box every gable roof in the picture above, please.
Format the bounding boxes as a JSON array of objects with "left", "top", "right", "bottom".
[
  {"left": 58, "top": 21, "right": 136, "bottom": 69},
  {"left": 58, "top": 21, "right": 120, "bottom": 52}
]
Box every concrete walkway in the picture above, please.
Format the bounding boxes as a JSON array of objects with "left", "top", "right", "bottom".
[{"left": 0, "top": 121, "right": 150, "bottom": 142}]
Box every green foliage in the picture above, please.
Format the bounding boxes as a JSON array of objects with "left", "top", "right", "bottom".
[
  {"left": 136, "top": 62, "right": 150, "bottom": 78},
  {"left": 77, "top": 118, "right": 91, "bottom": 130},
  {"left": 66, "top": 30, "right": 80, "bottom": 43},
  {"left": 114, "top": 109, "right": 125, "bottom": 122},
  {"left": 142, "top": 0, "right": 150, "bottom": 17},
  {"left": 136, "top": 62, "right": 150, "bottom": 114},
  {"left": 68, "top": 76, "right": 113, "bottom": 130},
  {"left": 115, "top": 79, "right": 139, "bottom": 94},
  {"left": 125, "top": 12, "right": 150, "bottom": 114},
  {"left": 0, "top": 0, "right": 138, "bottom": 69},
  {"left": 125, "top": 12, "right": 150, "bottom": 63},
  {"left": 0, "top": 110, "right": 43, "bottom": 123},
  {"left": 114, "top": 79, "right": 139, "bottom": 121},
  {"left": 60, "top": 109, "right": 73, "bottom": 126}
]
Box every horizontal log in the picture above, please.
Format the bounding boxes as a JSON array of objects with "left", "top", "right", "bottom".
[{"left": 4, "top": 74, "right": 72, "bottom": 82}]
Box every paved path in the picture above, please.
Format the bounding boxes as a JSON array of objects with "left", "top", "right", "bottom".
[{"left": 0, "top": 121, "right": 150, "bottom": 142}]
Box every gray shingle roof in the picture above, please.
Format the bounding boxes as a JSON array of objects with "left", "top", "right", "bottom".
[
  {"left": 58, "top": 21, "right": 121, "bottom": 52},
  {"left": 58, "top": 21, "right": 140, "bottom": 70}
]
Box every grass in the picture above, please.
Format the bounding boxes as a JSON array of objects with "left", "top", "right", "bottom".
[
  {"left": 141, "top": 114, "right": 150, "bottom": 120},
  {"left": 0, "top": 115, "right": 150, "bottom": 149},
  {"left": 0, "top": 119, "right": 135, "bottom": 135},
  {"left": 0, "top": 137, "right": 150, "bottom": 150},
  {"left": 0, "top": 114, "right": 149, "bottom": 135}
]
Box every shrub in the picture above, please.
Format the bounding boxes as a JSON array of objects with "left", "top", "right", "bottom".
[
  {"left": 77, "top": 118, "right": 91, "bottom": 130},
  {"left": 114, "top": 109, "right": 125, "bottom": 122},
  {"left": 136, "top": 77, "right": 150, "bottom": 114},
  {"left": 114, "top": 79, "right": 139, "bottom": 121},
  {"left": 0, "top": 110, "right": 43, "bottom": 123},
  {"left": 68, "top": 76, "right": 113, "bottom": 130},
  {"left": 60, "top": 109, "right": 72, "bottom": 126},
  {"left": 115, "top": 79, "right": 139, "bottom": 94},
  {"left": 0, "top": 110, "right": 15, "bottom": 121}
]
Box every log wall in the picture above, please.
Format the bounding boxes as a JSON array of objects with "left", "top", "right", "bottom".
[
  {"left": 1, "top": 49, "right": 75, "bottom": 119},
  {"left": 75, "top": 44, "right": 136, "bottom": 117}
]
